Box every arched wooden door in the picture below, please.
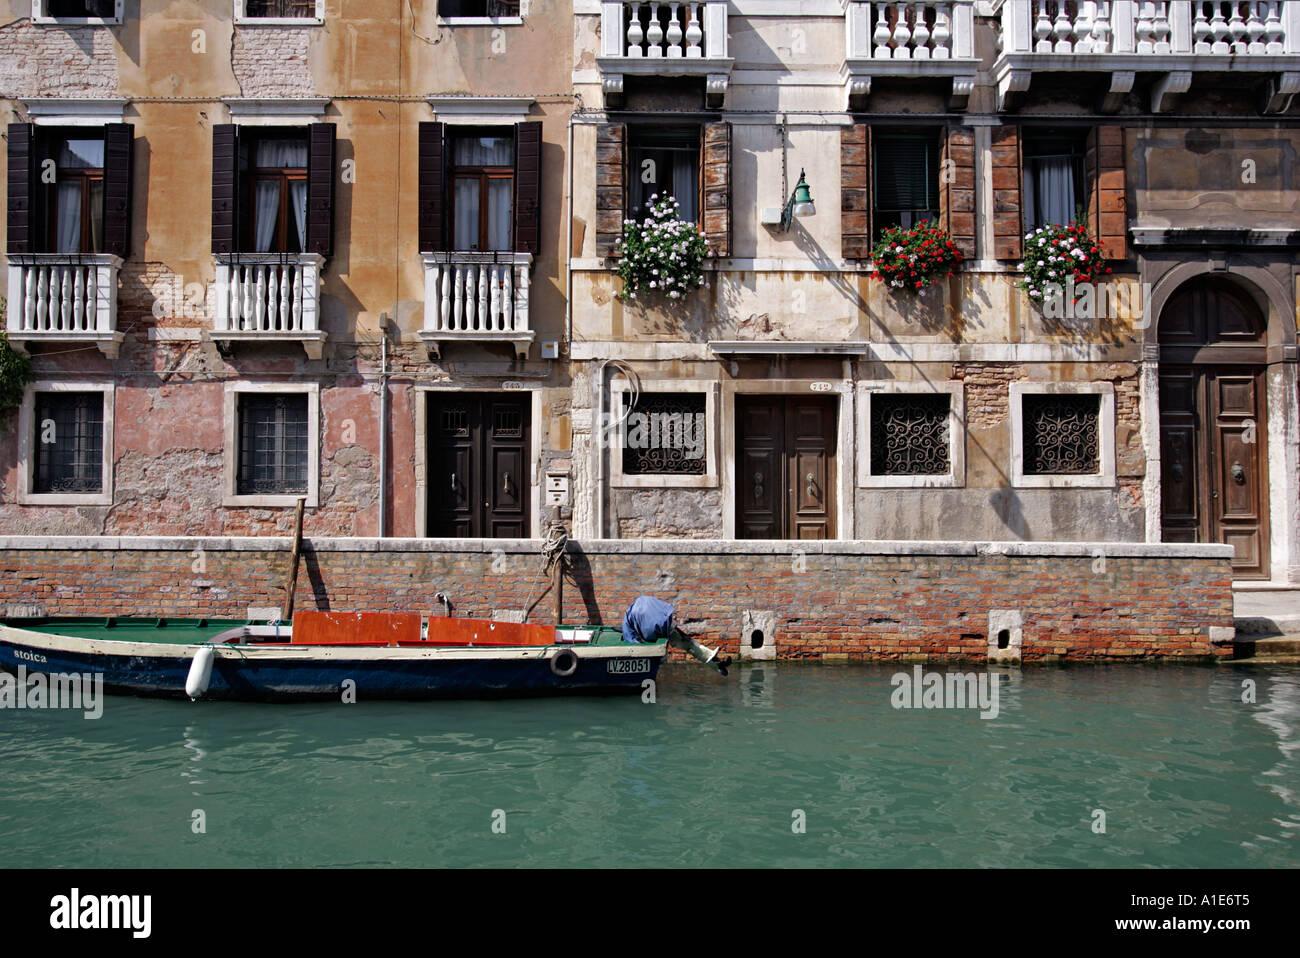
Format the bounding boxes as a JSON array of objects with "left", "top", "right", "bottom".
[{"left": 1159, "top": 277, "right": 1270, "bottom": 578}]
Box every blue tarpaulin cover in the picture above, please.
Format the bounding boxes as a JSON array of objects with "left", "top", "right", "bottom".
[{"left": 622, "top": 595, "right": 675, "bottom": 644}]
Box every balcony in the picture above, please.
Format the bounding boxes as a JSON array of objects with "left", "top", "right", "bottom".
[
  {"left": 843, "top": 1, "right": 980, "bottom": 110},
  {"left": 992, "top": 1, "right": 1300, "bottom": 112},
  {"left": 5, "top": 255, "right": 124, "bottom": 359},
  {"left": 596, "top": 1, "right": 732, "bottom": 107},
  {"left": 211, "top": 254, "right": 326, "bottom": 359},
  {"left": 421, "top": 252, "right": 534, "bottom": 361}
]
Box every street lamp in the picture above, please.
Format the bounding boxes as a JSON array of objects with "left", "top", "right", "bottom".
[{"left": 762, "top": 168, "right": 816, "bottom": 232}]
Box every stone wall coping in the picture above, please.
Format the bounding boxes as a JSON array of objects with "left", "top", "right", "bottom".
[{"left": 0, "top": 536, "right": 1236, "bottom": 560}]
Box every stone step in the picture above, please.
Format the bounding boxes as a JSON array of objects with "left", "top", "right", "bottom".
[{"left": 1229, "top": 635, "right": 1300, "bottom": 662}]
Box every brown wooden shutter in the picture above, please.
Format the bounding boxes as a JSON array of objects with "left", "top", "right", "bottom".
[
  {"left": 211, "top": 124, "right": 239, "bottom": 255},
  {"left": 1087, "top": 125, "right": 1127, "bottom": 260},
  {"left": 702, "top": 121, "right": 731, "bottom": 258},
  {"left": 940, "top": 126, "right": 976, "bottom": 259},
  {"left": 7, "top": 123, "right": 36, "bottom": 255},
  {"left": 841, "top": 124, "right": 870, "bottom": 260},
  {"left": 306, "top": 122, "right": 335, "bottom": 257},
  {"left": 990, "top": 125, "right": 1022, "bottom": 261},
  {"left": 595, "top": 122, "right": 625, "bottom": 257},
  {"left": 418, "top": 121, "right": 446, "bottom": 253},
  {"left": 513, "top": 120, "right": 541, "bottom": 255},
  {"left": 102, "top": 123, "right": 133, "bottom": 259}
]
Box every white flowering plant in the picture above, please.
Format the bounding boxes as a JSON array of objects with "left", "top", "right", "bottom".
[
  {"left": 1019, "top": 221, "right": 1111, "bottom": 308},
  {"left": 613, "top": 195, "right": 712, "bottom": 303}
]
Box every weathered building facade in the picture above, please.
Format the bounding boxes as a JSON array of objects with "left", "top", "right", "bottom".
[{"left": 0, "top": 1, "right": 1291, "bottom": 660}]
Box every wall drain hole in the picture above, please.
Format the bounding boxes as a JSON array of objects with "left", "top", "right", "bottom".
[
  {"left": 750, "top": 629, "right": 765, "bottom": 649},
  {"left": 997, "top": 629, "right": 1011, "bottom": 650}
]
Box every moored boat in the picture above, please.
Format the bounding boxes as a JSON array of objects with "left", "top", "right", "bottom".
[{"left": 0, "top": 611, "right": 675, "bottom": 702}]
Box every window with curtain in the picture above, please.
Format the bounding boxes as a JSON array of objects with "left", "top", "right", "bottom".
[
  {"left": 237, "top": 394, "right": 310, "bottom": 495},
  {"left": 439, "top": 0, "right": 521, "bottom": 17},
  {"left": 450, "top": 132, "right": 514, "bottom": 252},
  {"left": 33, "top": 392, "right": 104, "bottom": 494},
  {"left": 628, "top": 127, "right": 700, "bottom": 224},
  {"left": 1022, "top": 131, "right": 1087, "bottom": 230},
  {"left": 244, "top": 0, "right": 317, "bottom": 17},
  {"left": 248, "top": 135, "right": 309, "bottom": 254},
  {"left": 43, "top": 1, "right": 116, "bottom": 17},
  {"left": 872, "top": 131, "right": 940, "bottom": 233},
  {"left": 49, "top": 136, "right": 105, "bottom": 255}
]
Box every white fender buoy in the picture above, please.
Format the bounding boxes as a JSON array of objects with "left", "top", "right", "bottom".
[{"left": 186, "top": 645, "right": 215, "bottom": 701}]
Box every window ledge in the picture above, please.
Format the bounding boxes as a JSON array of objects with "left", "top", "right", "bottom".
[
  {"left": 18, "top": 492, "right": 112, "bottom": 506},
  {"left": 222, "top": 493, "right": 319, "bottom": 508},
  {"left": 438, "top": 16, "right": 524, "bottom": 25}
]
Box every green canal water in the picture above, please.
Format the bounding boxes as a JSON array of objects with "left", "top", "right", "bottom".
[{"left": 1, "top": 663, "right": 1297, "bottom": 868}]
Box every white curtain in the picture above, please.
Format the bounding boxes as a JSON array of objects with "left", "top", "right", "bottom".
[
  {"left": 55, "top": 181, "right": 81, "bottom": 254},
  {"left": 454, "top": 178, "right": 480, "bottom": 250},
  {"left": 487, "top": 178, "right": 511, "bottom": 251},
  {"left": 254, "top": 181, "right": 280, "bottom": 252},
  {"left": 1032, "top": 157, "right": 1076, "bottom": 227},
  {"left": 253, "top": 140, "right": 309, "bottom": 252},
  {"left": 672, "top": 158, "right": 697, "bottom": 223},
  {"left": 453, "top": 136, "right": 512, "bottom": 166},
  {"left": 289, "top": 179, "right": 307, "bottom": 250}
]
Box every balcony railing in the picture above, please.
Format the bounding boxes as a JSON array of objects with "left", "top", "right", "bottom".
[
  {"left": 994, "top": 1, "right": 1300, "bottom": 110},
  {"left": 844, "top": 1, "right": 979, "bottom": 109},
  {"left": 212, "top": 253, "right": 326, "bottom": 359},
  {"left": 5, "top": 254, "right": 124, "bottom": 358},
  {"left": 596, "top": 1, "right": 731, "bottom": 106},
  {"left": 421, "top": 252, "right": 534, "bottom": 360}
]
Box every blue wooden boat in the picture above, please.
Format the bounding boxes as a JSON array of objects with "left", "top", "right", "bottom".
[{"left": 0, "top": 612, "right": 691, "bottom": 702}]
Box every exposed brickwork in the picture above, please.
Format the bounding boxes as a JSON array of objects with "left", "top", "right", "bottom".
[
  {"left": 231, "top": 27, "right": 314, "bottom": 97},
  {"left": 0, "top": 541, "right": 1235, "bottom": 661},
  {"left": 0, "top": 22, "right": 119, "bottom": 98},
  {"left": 953, "top": 363, "right": 1028, "bottom": 428}
]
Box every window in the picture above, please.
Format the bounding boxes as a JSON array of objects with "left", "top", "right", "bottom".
[
  {"left": 33, "top": 392, "right": 104, "bottom": 494},
  {"left": 449, "top": 132, "right": 514, "bottom": 251},
  {"left": 1022, "top": 130, "right": 1087, "bottom": 230},
  {"left": 1021, "top": 394, "right": 1100, "bottom": 476},
  {"left": 858, "top": 382, "right": 964, "bottom": 488},
  {"left": 621, "top": 393, "right": 707, "bottom": 476},
  {"left": 629, "top": 127, "right": 700, "bottom": 224},
  {"left": 871, "top": 394, "right": 950, "bottom": 477},
  {"left": 237, "top": 394, "right": 309, "bottom": 495},
  {"left": 241, "top": 0, "right": 318, "bottom": 18},
  {"left": 246, "top": 133, "right": 309, "bottom": 254},
  {"left": 47, "top": 135, "right": 105, "bottom": 254},
  {"left": 1010, "top": 383, "right": 1115, "bottom": 488},
  {"left": 33, "top": 1, "right": 121, "bottom": 23},
  {"left": 439, "top": 0, "right": 520, "bottom": 17},
  {"left": 872, "top": 131, "right": 940, "bottom": 233}
]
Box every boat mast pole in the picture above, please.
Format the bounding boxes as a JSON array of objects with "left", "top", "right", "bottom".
[{"left": 281, "top": 496, "right": 307, "bottom": 623}]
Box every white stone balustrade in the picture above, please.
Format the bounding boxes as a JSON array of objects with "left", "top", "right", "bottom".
[
  {"left": 597, "top": 1, "right": 731, "bottom": 106},
  {"left": 994, "top": 1, "right": 1300, "bottom": 111},
  {"left": 212, "top": 253, "right": 325, "bottom": 359},
  {"left": 421, "top": 252, "right": 534, "bottom": 360},
  {"left": 844, "top": 1, "right": 978, "bottom": 108},
  {"left": 6, "top": 254, "right": 124, "bottom": 358}
]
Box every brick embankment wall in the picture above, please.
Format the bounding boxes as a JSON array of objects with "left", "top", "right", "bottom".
[{"left": 0, "top": 538, "right": 1236, "bottom": 662}]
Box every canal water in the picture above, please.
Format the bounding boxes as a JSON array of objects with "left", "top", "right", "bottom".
[{"left": 1, "top": 663, "right": 1296, "bottom": 868}]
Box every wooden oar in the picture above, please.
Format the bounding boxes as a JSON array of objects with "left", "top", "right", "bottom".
[{"left": 280, "top": 496, "right": 306, "bottom": 623}]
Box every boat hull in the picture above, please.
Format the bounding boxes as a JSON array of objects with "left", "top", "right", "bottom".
[{"left": 0, "top": 624, "right": 665, "bottom": 702}]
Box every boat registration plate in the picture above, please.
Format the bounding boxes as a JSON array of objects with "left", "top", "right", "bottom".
[{"left": 607, "top": 658, "right": 651, "bottom": 675}]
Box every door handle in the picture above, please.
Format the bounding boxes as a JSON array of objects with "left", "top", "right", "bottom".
[
  {"left": 753, "top": 471, "right": 763, "bottom": 500},
  {"left": 1231, "top": 461, "right": 1245, "bottom": 484},
  {"left": 450, "top": 472, "right": 457, "bottom": 492},
  {"left": 1171, "top": 460, "right": 1183, "bottom": 482},
  {"left": 504, "top": 472, "right": 511, "bottom": 494},
  {"left": 806, "top": 472, "right": 815, "bottom": 497}
]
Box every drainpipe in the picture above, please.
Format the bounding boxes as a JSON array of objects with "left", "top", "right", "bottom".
[{"left": 378, "top": 311, "right": 389, "bottom": 538}]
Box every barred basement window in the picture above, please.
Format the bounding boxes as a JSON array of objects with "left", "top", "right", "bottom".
[
  {"left": 34, "top": 392, "right": 104, "bottom": 494},
  {"left": 40, "top": 1, "right": 118, "bottom": 19},
  {"left": 870, "top": 394, "right": 950, "bottom": 476},
  {"left": 621, "top": 393, "right": 707, "bottom": 476},
  {"left": 244, "top": 0, "right": 317, "bottom": 17},
  {"left": 1022, "top": 393, "right": 1100, "bottom": 475},
  {"left": 237, "top": 394, "right": 310, "bottom": 495},
  {"left": 439, "top": 0, "right": 521, "bottom": 17}
]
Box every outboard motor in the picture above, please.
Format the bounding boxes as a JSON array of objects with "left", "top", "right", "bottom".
[{"left": 622, "top": 595, "right": 730, "bottom": 676}]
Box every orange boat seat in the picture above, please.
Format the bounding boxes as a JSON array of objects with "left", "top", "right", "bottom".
[{"left": 291, "top": 611, "right": 423, "bottom": 646}]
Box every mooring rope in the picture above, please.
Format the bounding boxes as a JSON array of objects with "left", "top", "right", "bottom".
[{"left": 521, "top": 518, "right": 570, "bottom": 623}]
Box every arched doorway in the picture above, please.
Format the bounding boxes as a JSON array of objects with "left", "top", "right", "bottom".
[{"left": 1158, "top": 276, "right": 1270, "bottom": 579}]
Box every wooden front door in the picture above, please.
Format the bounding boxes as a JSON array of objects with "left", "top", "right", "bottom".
[
  {"left": 1159, "top": 278, "right": 1269, "bottom": 579},
  {"left": 427, "top": 392, "right": 530, "bottom": 538},
  {"left": 736, "top": 396, "right": 836, "bottom": 539}
]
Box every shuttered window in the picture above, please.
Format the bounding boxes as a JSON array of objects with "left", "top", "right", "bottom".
[
  {"left": 237, "top": 394, "right": 310, "bottom": 495},
  {"left": 417, "top": 121, "right": 541, "bottom": 255},
  {"left": 211, "top": 124, "right": 333, "bottom": 256},
  {"left": 629, "top": 127, "right": 700, "bottom": 224},
  {"left": 873, "top": 132, "right": 940, "bottom": 232},
  {"left": 1023, "top": 130, "right": 1087, "bottom": 230},
  {"left": 33, "top": 392, "right": 104, "bottom": 494},
  {"left": 6, "top": 124, "right": 131, "bottom": 258}
]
